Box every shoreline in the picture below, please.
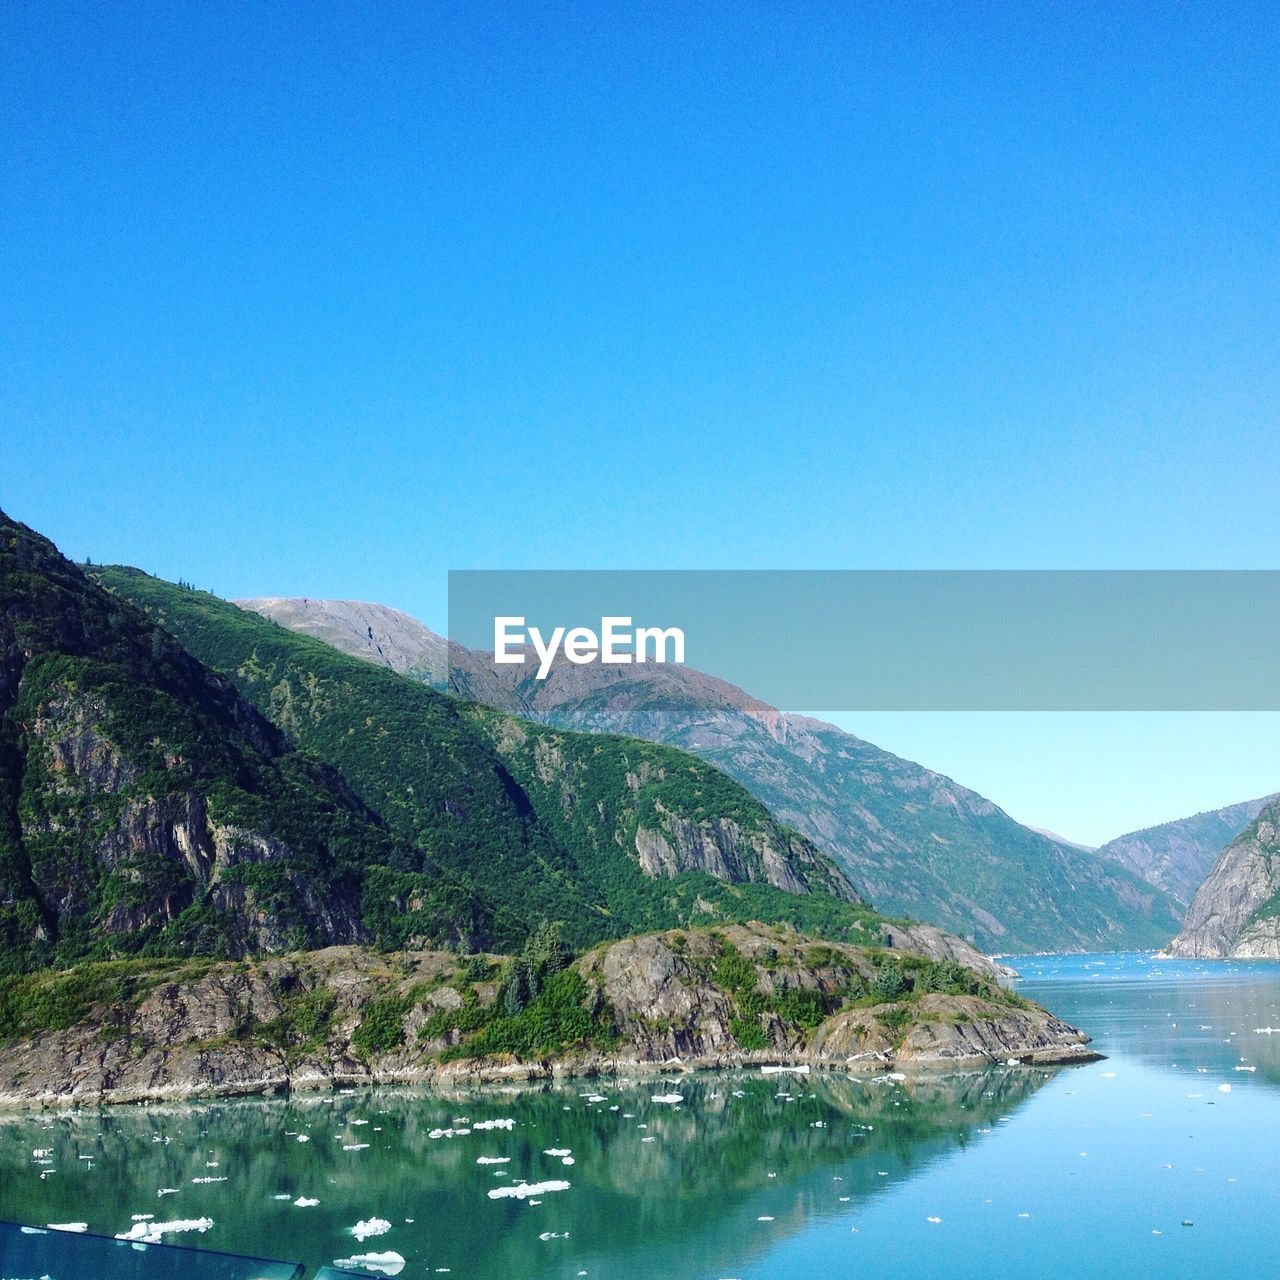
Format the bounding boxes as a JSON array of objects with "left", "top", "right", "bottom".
[{"left": 0, "top": 1040, "right": 1103, "bottom": 1111}]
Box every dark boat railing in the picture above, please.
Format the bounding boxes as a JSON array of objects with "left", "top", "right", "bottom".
[{"left": 0, "top": 1220, "right": 372, "bottom": 1280}]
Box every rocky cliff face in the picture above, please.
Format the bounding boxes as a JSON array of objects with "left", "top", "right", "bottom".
[
  {"left": 0, "top": 512, "right": 395, "bottom": 965},
  {"left": 0, "top": 925, "right": 1092, "bottom": 1107},
  {"left": 1169, "top": 800, "right": 1280, "bottom": 957},
  {"left": 1095, "top": 794, "right": 1279, "bottom": 908}
]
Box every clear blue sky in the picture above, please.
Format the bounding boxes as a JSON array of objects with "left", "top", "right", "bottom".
[{"left": 3, "top": 2, "right": 1278, "bottom": 843}]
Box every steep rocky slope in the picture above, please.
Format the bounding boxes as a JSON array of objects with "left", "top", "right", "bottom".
[
  {"left": 239, "top": 598, "right": 1180, "bottom": 954},
  {"left": 1169, "top": 797, "right": 1280, "bottom": 957},
  {"left": 1094, "top": 794, "right": 1278, "bottom": 908},
  {"left": 0, "top": 510, "right": 427, "bottom": 967},
  {"left": 0, "top": 923, "right": 1093, "bottom": 1106}
]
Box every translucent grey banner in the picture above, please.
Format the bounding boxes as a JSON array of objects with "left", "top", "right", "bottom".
[{"left": 447, "top": 570, "right": 1280, "bottom": 710}]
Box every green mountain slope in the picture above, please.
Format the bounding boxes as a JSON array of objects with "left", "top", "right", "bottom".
[
  {"left": 94, "top": 565, "right": 892, "bottom": 954},
  {"left": 526, "top": 674, "right": 1183, "bottom": 953}
]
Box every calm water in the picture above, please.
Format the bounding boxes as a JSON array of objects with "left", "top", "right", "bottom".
[{"left": 3, "top": 952, "right": 1280, "bottom": 1279}]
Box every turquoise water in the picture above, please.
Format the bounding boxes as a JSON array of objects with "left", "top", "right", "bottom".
[{"left": 2, "top": 952, "right": 1279, "bottom": 1279}]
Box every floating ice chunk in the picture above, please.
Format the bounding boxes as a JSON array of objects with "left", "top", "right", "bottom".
[
  {"left": 351, "top": 1218, "right": 392, "bottom": 1241},
  {"left": 757, "top": 1216, "right": 774, "bottom": 1222},
  {"left": 344, "top": 1143, "right": 372, "bottom": 1151},
  {"left": 272, "top": 1194, "right": 292, "bottom": 1201},
  {"left": 544, "top": 1149, "right": 572, "bottom": 1158},
  {"left": 116, "top": 1218, "right": 214, "bottom": 1243},
  {"left": 296, "top": 1135, "right": 310, "bottom": 1143},
  {"left": 157, "top": 1188, "right": 179, "bottom": 1197},
  {"left": 191, "top": 1176, "right": 227, "bottom": 1184},
  {"left": 539, "top": 1231, "right": 570, "bottom": 1240},
  {"left": 131, "top": 1214, "right": 154, "bottom": 1222},
  {"left": 926, "top": 1216, "right": 942, "bottom": 1224},
  {"left": 650, "top": 1094, "right": 684, "bottom": 1104},
  {"left": 1234, "top": 1065, "right": 1256, "bottom": 1072},
  {"left": 294, "top": 1197, "right": 319, "bottom": 1208},
  {"left": 761, "top": 1065, "right": 809, "bottom": 1075},
  {"left": 353, "top": 1119, "right": 369, "bottom": 1126},
  {"left": 1218, "top": 1084, "right": 1232, "bottom": 1093},
  {"left": 585, "top": 1095, "right": 607, "bottom": 1103},
  {"left": 561, "top": 1157, "right": 575, "bottom": 1166},
  {"left": 31, "top": 1148, "right": 52, "bottom": 1158},
  {"left": 477, "top": 1157, "right": 511, "bottom": 1165},
  {"left": 473, "top": 1118, "right": 515, "bottom": 1131},
  {"left": 333, "top": 1251, "right": 406, "bottom": 1276},
  {"left": 1100, "top": 1072, "right": 1117, "bottom": 1079},
  {"left": 641, "top": 1137, "right": 655, "bottom": 1143},
  {"left": 488, "top": 1181, "right": 571, "bottom": 1200},
  {"left": 47, "top": 1223, "right": 88, "bottom": 1233}
]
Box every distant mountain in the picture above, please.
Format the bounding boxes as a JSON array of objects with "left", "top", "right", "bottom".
[
  {"left": 245, "top": 598, "right": 1182, "bottom": 954},
  {"left": 236, "top": 597, "right": 447, "bottom": 682},
  {"left": 1025, "top": 826, "right": 1097, "bottom": 853},
  {"left": 1169, "top": 796, "right": 1280, "bottom": 958},
  {"left": 1093, "top": 795, "right": 1278, "bottom": 909}
]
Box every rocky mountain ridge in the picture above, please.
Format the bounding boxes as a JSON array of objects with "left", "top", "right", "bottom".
[{"left": 1169, "top": 797, "right": 1280, "bottom": 958}]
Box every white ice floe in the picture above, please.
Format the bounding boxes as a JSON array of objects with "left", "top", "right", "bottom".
[
  {"left": 294, "top": 1197, "right": 319, "bottom": 1208},
  {"left": 156, "top": 1188, "right": 179, "bottom": 1197},
  {"left": 761, "top": 1065, "right": 809, "bottom": 1075},
  {"left": 650, "top": 1094, "right": 684, "bottom": 1104},
  {"left": 487, "top": 1180, "right": 571, "bottom": 1200},
  {"left": 351, "top": 1217, "right": 393, "bottom": 1241},
  {"left": 1218, "top": 1084, "right": 1232, "bottom": 1093},
  {"left": 191, "top": 1176, "right": 227, "bottom": 1184},
  {"left": 757, "top": 1216, "right": 774, "bottom": 1222},
  {"left": 333, "top": 1251, "right": 406, "bottom": 1276},
  {"left": 344, "top": 1143, "right": 372, "bottom": 1151},
  {"left": 543, "top": 1149, "right": 572, "bottom": 1158},
  {"left": 539, "top": 1231, "right": 570, "bottom": 1241},
  {"left": 472, "top": 1118, "right": 515, "bottom": 1131},
  {"left": 477, "top": 1157, "right": 511, "bottom": 1165},
  {"left": 46, "top": 1223, "right": 88, "bottom": 1233},
  {"left": 296, "top": 1135, "right": 311, "bottom": 1143},
  {"left": 428, "top": 1128, "right": 471, "bottom": 1140},
  {"left": 116, "top": 1217, "right": 214, "bottom": 1243}
]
